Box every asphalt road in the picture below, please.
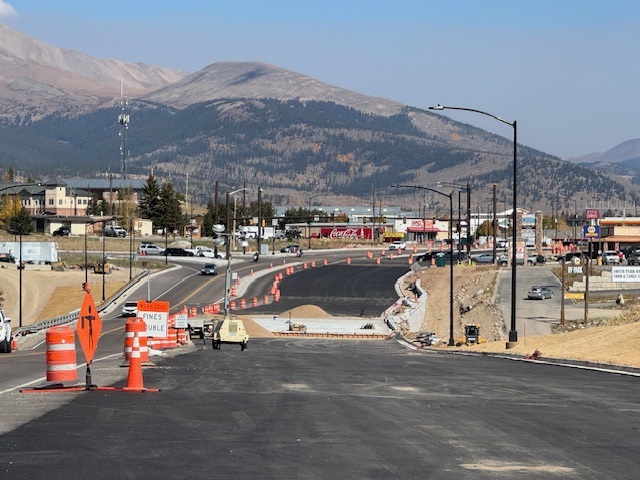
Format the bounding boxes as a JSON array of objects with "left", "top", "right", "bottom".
[
  {"left": 245, "top": 264, "right": 409, "bottom": 317},
  {"left": 495, "top": 264, "right": 562, "bottom": 337},
  {"left": 2, "top": 340, "right": 639, "bottom": 479}
]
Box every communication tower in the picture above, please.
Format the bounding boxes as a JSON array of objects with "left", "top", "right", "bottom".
[{"left": 118, "top": 79, "right": 130, "bottom": 179}]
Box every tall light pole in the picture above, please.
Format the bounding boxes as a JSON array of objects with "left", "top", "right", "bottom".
[
  {"left": 437, "top": 182, "right": 471, "bottom": 260},
  {"left": 430, "top": 104, "right": 518, "bottom": 347},
  {"left": 395, "top": 184, "right": 455, "bottom": 346},
  {"left": 308, "top": 193, "right": 324, "bottom": 250}
]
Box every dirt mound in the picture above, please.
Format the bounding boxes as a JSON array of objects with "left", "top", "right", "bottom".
[
  {"left": 279, "top": 304, "right": 333, "bottom": 319},
  {"left": 237, "top": 316, "right": 275, "bottom": 338}
]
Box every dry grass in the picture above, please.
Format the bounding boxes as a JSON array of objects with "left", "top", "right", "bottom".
[{"left": 469, "top": 321, "right": 640, "bottom": 367}]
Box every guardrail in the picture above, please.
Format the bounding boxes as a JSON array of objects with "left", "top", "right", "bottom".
[{"left": 13, "top": 270, "right": 149, "bottom": 337}]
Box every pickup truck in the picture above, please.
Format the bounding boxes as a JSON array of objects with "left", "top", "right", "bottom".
[
  {"left": 0, "top": 309, "right": 12, "bottom": 353},
  {"left": 498, "top": 253, "right": 541, "bottom": 266}
]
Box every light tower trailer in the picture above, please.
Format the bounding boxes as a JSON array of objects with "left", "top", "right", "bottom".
[{"left": 206, "top": 316, "right": 249, "bottom": 350}]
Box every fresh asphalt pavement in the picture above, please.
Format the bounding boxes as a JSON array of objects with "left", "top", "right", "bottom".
[{"left": 2, "top": 339, "right": 639, "bottom": 479}]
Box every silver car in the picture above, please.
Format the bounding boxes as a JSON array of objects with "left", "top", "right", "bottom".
[{"left": 527, "top": 286, "right": 553, "bottom": 300}]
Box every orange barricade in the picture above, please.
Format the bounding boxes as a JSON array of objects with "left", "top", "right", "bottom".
[
  {"left": 346, "top": 258, "right": 351, "bottom": 265},
  {"left": 230, "top": 286, "right": 237, "bottom": 296},
  {"left": 274, "top": 290, "right": 281, "bottom": 302},
  {"left": 123, "top": 317, "right": 148, "bottom": 363},
  {"left": 240, "top": 299, "right": 246, "bottom": 309},
  {"left": 303, "top": 262, "right": 308, "bottom": 269},
  {"left": 252, "top": 297, "right": 258, "bottom": 307},
  {"left": 214, "top": 303, "right": 220, "bottom": 314},
  {"left": 177, "top": 328, "right": 187, "bottom": 345},
  {"left": 46, "top": 326, "right": 77, "bottom": 382},
  {"left": 189, "top": 306, "right": 197, "bottom": 317},
  {"left": 323, "top": 259, "right": 327, "bottom": 266},
  {"left": 376, "top": 258, "right": 381, "bottom": 264},
  {"left": 230, "top": 300, "right": 236, "bottom": 310},
  {"left": 311, "top": 260, "right": 316, "bottom": 267},
  {"left": 264, "top": 295, "right": 269, "bottom": 305}
]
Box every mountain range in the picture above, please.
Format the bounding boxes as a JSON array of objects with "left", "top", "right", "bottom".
[{"left": 0, "top": 22, "right": 639, "bottom": 215}]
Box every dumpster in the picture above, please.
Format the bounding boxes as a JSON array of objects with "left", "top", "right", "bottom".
[{"left": 436, "top": 253, "right": 446, "bottom": 267}]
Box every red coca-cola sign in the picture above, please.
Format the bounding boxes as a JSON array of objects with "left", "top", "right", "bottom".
[{"left": 320, "top": 227, "right": 373, "bottom": 239}]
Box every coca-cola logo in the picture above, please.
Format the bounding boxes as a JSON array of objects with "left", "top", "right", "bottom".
[{"left": 321, "top": 228, "right": 370, "bottom": 239}]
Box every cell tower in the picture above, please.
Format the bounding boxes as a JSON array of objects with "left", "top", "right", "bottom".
[{"left": 118, "top": 79, "right": 130, "bottom": 179}]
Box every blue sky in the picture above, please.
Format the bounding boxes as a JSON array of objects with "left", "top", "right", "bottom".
[{"left": 2, "top": 0, "right": 640, "bottom": 159}]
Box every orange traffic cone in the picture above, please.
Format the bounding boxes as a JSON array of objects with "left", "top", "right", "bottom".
[
  {"left": 123, "top": 334, "right": 158, "bottom": 392},
  {"left": 11, "top": 338, "right": 17, "bottom": 351}
]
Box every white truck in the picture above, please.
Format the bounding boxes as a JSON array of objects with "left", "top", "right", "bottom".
[
  {"left": 237, "top": 226, "right": 276, "bottom": 239},
  {"left": 0, "top": 309, "right": 12, "bottom": 353}
]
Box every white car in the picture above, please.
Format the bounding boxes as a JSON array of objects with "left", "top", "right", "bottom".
[
  {"left": 195, "top": 246, "right": 217, "bottom": 258},
  {"left": 121, "top": 301, "right": 138, "bottom": 317},
  {"left": 388, "top": 241, "right": 406, "bottom": 251},
  {"left": 602, "top": 250, "right": 620, "bottom": 265}
]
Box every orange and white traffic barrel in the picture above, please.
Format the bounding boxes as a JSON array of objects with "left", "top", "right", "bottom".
[
  {"left": 46, "top": 326, "right": 77, "bottom": 382},
  {"left": 124, "top": 317, "right": 147, "bottom": 362}
]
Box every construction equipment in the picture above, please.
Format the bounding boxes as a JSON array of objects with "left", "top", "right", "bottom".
[
  {"left": 93, "top": 257, "right": 112, "bottom": 274},
  {"left": 456, "top": 324, "right": 486, "bottom": 346},
  {"left": 208, "top": 317, "right": 249, "bottom": 350}
]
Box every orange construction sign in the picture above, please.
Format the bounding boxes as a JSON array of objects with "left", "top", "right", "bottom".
[{"left": 76, "top": 290, "right": 102, "bottom": 363}]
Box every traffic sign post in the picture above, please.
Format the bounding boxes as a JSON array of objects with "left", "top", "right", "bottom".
[{"left": 76, "top": 284, "right": 102, "bottom": 390}]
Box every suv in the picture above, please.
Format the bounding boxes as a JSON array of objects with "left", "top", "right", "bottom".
[
  {"left": 105, "top": 225, "right": 126, "bottom": 237},
  {"left": 137, "top": 243, "right": 164, "bottom": 255}
]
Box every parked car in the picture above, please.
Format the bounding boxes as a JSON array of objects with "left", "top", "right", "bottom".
[
  {"left": 137, "top": 243, "right": 164, "bottom": 255},
  {"left": 626, "top": 249, "right": 640, "bottom": 265},
  {"left": 602, "top": 250, "right": 620, "bottom": 265},
  {"left": 105, "top": 225, "right": 127, "bottom": 237},
  {"left": 121, "top": 300, "right": 138, "bottom": 317},
  {"left": 52, "top": 226, "right": 71, "bottom": 236},
  {"left": 280, "top": 244, "right": 301, "bottom": 253},
  {"left": 527, "top": 286, "right": 553, "bottom": 300},
  {"left": 471, "top": 253, "right": 495, "bottom": 264},
  {"left": 163, "top": 247, "right": 194, "bottom": 257},
  {"left": 388, "top": 241, "right": 406, "bottom": 251},
  {"left": 201, "top": 263, "right": 219, "bottom": 275}
]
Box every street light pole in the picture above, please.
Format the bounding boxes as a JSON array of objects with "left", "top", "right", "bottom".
[
  {"left": 395, "top": 184, "right": 454, "bottom": 346},
  {"left": 430, "top": 104, "right": 518, "bottom": 347}
]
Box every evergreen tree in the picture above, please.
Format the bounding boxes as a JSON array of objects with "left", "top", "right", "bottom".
[
  {"left": 7, "top": 207, "right": 33, "bottom": 235},
  {"left": 139, "top": 174, "right": 162, "bottom": 223},
  {"left": 202, "top": 199, "right": 215, "bottom": 237}
]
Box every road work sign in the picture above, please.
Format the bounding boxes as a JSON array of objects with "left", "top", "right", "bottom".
[{"left": 137, "top": 300, "right": 170, "bottom": 337}]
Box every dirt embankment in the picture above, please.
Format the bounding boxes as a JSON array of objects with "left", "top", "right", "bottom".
[
  {"left": 415, "top": 264, "right": 640, "bottom": 368},
  {"left": 413, "top": 265, "right": 504, "bottom": 343}
]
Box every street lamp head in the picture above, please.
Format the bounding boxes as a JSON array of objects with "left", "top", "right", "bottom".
[{"left": 429, "top": 104, "right": 445, "bottom": 110}]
